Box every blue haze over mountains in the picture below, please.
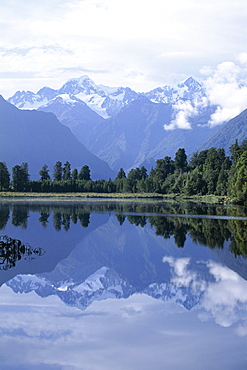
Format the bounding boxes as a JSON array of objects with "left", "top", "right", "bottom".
[{"left": 4, "top": 75, "right": 247, "bottom": 175}]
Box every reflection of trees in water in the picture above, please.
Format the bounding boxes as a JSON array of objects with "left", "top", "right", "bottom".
[
  {"left": 188, "top": 218, "right": 230, "bottom": 249},
  {"left": 0, "top": 205, "right": 10, "bottom": 229},
  {"left": 39, "top": 212, "right": 50, "bottom": 227},
  {"left": 0, "top": 202, "right": 246, "bottom": 255},
  {"left": 0, "top": 201, "right": 231, "bottom": 230},
  {"left": 0, "top": 235, "right": 45, "bottom": 270},
  {"left": 129, "top": 214, "right": 246, "bottom": 255},
  {"left": 127, "top": 215, "right": 146, "bottom": 227},
  {"left": 228, "top": 220, "right": 247, "bottom": 256},
  {"left": 52, "top": 211, "right": 90, "bottom": 230},
  {"left": 11, "top": 205, "right": 29, "bottom": 229},
  {"left": 116, "top": 214, "right": 126, "bottom": 225}
]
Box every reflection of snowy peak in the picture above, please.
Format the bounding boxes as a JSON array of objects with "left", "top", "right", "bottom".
[
  {"left": 6, "top": 263, "right": 207, "bottom": 311},
  {"left": 7, "top": 267, "right": 135, "bottom": 310},
  {"left": 144, "top": 282, "right": 202, "bottom": 310}
]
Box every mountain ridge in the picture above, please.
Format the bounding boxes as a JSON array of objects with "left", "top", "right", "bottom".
[
  {"left": 6, "top": 75, "right": 247, "bottom": 172},
  {"left": 0, "top": 95, "right": 115, "bottom": 179}
]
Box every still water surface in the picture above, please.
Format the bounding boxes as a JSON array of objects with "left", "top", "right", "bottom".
[{"left": 0, "top": 199, "right": 246, "bottom": 370}]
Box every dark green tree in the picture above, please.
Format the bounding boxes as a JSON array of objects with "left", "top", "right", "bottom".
[
  {"left": 202, "top": 148, "right": 228, "bottom": 194},
  {"left": 114, "top": 168, "right": 127, "bottom": 192},
  {"left": 150, "top": 156, "right": 175, "bottom": 192},
  {"left": 184, "top": 167, "right": 207, "bottom": 195},
  {"left": 126, "top": 168, "right": 142, "bottom": 192},
  {"left": 79, "top": 165, "right": 91, "bottom": 181},
  {"left": 63, "top": 161, "right": 71, "bottom": 180},
  {"left": 0, "top": 162, "right": 10, "bottom": 191},
  {"left": 139, "top": 166, "right": 148, "bottom": 180},
  {"left": 216, "top": 157, "right": 232, "bottom": 195},
  {"left": 72, "top": 168, "right": 78, "bottom": 181},
  {"left": 53, "top": 161, "right": 63, "bottom": 181},
  {"left": 116, "top": 168, "right": 126, "bottom": 179},
  {"left": 174, "top": 148, "right": 188, "bottom": 173},
  {"left": 39, "top": 164, "right": 50, "bottom": 181},
  {"left": 228, "top": 151, "right": 247, "bottom": 203},
  {"left": 12, "top": 162, "right": 30, "bottom": 191}
]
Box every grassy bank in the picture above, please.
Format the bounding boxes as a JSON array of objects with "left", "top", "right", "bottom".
[{"left": 0, "top": 191, "right": 227, "bottom": 204}]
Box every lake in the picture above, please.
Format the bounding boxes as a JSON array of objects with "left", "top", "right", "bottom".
[{"left": 0, "top": 199, "right": 246, "bottom": 370}]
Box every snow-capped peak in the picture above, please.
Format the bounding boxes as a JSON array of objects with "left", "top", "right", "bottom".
[
  {"left": 8, "top": 90, "right": 49, "bottom": 109},
  {"left": 7, "top": 75, "right": 205, "bottom": 117},
  {"left": 178, "top": 76, "right": 203, "bottom": 92},
  {"left": 58, "top": 75, "right": 106, "bottom": 97},
  {"left": 144, "top": 77, "right": 204, "bottom": 104}
]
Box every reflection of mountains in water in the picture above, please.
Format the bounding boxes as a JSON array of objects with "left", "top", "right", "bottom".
[
  {"left": 7, "top": 265, "right": 205, "bottom": 311},
  {"left": 4, "top": 212, "right": 246, "bottom": 312}
]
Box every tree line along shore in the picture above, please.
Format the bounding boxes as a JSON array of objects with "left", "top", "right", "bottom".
[{"left": 0, "top": 140, "right": 247, "bottom": 205}]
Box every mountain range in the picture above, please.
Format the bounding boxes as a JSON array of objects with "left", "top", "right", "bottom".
[
  {"left": 0, "top": 96, "right": 114, "bottom": 179},
  {"left": 5, "top": 75, "right": 247, "bottom": 173}
]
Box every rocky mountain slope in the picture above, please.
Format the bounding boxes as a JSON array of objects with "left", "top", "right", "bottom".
[
  {"left": 198, "top": 108, "right": 247, "bottom": 154},
  {"left": 0, "top": 95, "right": 115, "bottom": 179}
]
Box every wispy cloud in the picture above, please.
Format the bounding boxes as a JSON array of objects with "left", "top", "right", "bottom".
[{"left": 1, "top": 1, "right": 247, "bottom": 96}]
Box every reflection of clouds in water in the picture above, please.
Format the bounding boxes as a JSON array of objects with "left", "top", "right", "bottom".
[
  {"left": 163, "top": 257, "right": 247, "bottom": 332},
  {"left": 0, "top": 286, "right": 246, "bottom": 370},
  {"left": 202, "top": 261, "right": 247, "bottom": 328},
  {"left": 163, "top": 256, "right": 207, "bottom": 293},
  {"left": 235, "top": 323, "right": 247, "bottom": 337}
]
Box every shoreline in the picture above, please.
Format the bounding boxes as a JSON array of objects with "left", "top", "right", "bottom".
[{"left": 0, "top": 191, "right": 227, "bottom": 204}]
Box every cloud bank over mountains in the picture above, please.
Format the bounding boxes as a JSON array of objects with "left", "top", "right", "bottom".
[
  {"left": 168, "top": 57, "right": 247, "bottom": 130},
  {"left": 1, "top": 0, "right": 247, "bottom": 98}
]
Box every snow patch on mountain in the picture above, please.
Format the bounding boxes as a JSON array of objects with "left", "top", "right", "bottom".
[
  {"left": 144, "top": 77, "right": 205, "bottom": 105},
  {"left": 8, "top": 75, "right": 140, "bottom": 118},
  {"left": 9, "top": 90, "right": 49, "bottom": 110},
  {"left": 8, "top": 75, "right": 205, "bottom": 119},
  {"left": 76, "top": 92, "right": 109, "bottom": 118}
]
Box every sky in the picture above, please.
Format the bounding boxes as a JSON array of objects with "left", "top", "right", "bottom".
[{"left": 1, "top": 0, "right": 247, "bottom": 101}]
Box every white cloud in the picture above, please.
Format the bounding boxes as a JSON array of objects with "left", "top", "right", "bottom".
[
  {"left": 1, "top": 1, "right": 247, "bottom": 97},
  {"left": 167, "top": 57, "right": 247, "bottom": 130},
  {"left": 164, "top": 98, "right": 207, "bottom": 130},
  {"left": 204, "top": 61, "right": 247, "bottom": 126}
]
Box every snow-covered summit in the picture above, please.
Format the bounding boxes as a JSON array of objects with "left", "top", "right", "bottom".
[
  {"left": 143, "top": 76, "right": 205, "bottom": 104},
  {"left": 58, "top": 75, "right": 106, "bottom": 97},
  {"left": 8, "top": 90, "right": 49, "bottom": 109},
  {"left": 7, "top": 75, "right": 204, "bottom": 118},
  {"left": 8, "top": 75, "right": 140, "bottom": 118}
]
